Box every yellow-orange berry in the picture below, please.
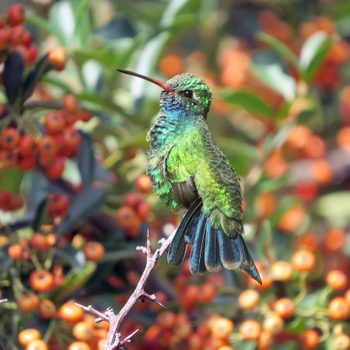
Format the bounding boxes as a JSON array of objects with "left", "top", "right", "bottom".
[
  {"left": 273, "top": 298, "right": 295, "bottom": 319},
  {"left": 26, "top": 339, "right": 48, "bottom": 350},
  {"left": 257, "top": 330, "right": 274, "bottom": 350},
  {"left": 262, "top": 313, "right": 284, "bottom": 334},
  {"left": 29, "top": 270, "right": 54, "bottom": 293},
  {"left": 300, "top": 329, "right": 319, "bottom": 350},
  {"left": 270, "top": 261, "right": 293, "bottom": 282},
  {"left": 239, "top": 320, "right": 261, "bottom": 341},
  {"left": 333, "top": 334, "right": 350, "bottom": 350},
  {"left": 38, "top": 299, "right": 56, "bottom": 320},
  {"left": 17, "top": 294, "right": 40, "bottom": 313},
  {"left": 238, "top": 289, "right": 260, "bottom": 310},
  {"left": 328, "top": 297, "right": 350, "bottom": 321},
  {"left": 18, "top": 329, "right": 41, "bottom": 346},
  {"left": 83, "top": 241, "right": 105, "bottom": 262},
  {"left": 209, "top": 317, "right": 234, "bottom": 340},
  {"left": 326, "top": 270, "right": 348, "bottom": 291},
  {"left": 58, "top": 301, "right": 84, "bottom": 323},
  {"left": 72, "top": 321, "right": 94, "bottom": 342},
  {"left": 291, "top": 249, "right": 316, "bottom": 273}
]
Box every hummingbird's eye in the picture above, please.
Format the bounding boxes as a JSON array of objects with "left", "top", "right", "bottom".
[{"left": 181, "top": 90, "right": 194, "bottom": 99}]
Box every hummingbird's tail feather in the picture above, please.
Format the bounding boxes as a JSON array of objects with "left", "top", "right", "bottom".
[
  {"left": 217, "top": 229, "right": 241, "bottom": 270},
  {"left": 204, "top": 220, "right": 223, "bottom": 272},
  {"left": 238, "top": 235, "right": 262, "bottom": 285},
  {"left": 189, "top": 216, "right": 207, "bottom": 274},
  {"left": 167, "top": 198, "right": 202, "bottom": 266}
]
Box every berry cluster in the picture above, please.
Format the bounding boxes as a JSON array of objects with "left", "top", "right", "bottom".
[{"left": 0, "top": 3, "right": 38, "bottom": 65}]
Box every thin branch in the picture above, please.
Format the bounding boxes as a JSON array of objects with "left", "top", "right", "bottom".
[{"left": 77, "top": 229, "right": 177, "bottom": 350}]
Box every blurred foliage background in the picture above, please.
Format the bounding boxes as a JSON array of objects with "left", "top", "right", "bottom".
[{"left": 0, "top": 0, "right": 350, "bottom": 349}]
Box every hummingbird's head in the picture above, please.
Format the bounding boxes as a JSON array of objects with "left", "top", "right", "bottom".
[
  {"left": 118, "top": 70, "right": 212, "bottom": 119},
  {"left": 162, "top": 73, "right": 212, "bottom": 118}
]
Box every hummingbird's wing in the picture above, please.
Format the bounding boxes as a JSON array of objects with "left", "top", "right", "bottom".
[{"left": 165, "top": 126, "right": 261, "bottom": 283}]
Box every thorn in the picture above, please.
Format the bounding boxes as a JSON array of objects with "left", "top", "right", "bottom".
[{"left": 121, "top": 329, "right": 139, "bottom": 345}]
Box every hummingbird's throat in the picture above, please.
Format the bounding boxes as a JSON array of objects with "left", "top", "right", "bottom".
[{"left": 117, "top": 69, "right": 174, "bottom": 92}]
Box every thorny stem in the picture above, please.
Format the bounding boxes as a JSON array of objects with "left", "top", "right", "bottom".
[{"left": 77, "top": 229, "right": 176, "bottom": 350}]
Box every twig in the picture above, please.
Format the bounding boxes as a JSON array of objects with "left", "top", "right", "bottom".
[{"left": 77, "top": 229, "right": 177, "bottom": 350}]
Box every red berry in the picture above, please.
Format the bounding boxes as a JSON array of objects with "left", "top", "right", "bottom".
[
  {"left": 19, "top": 134, "right": 36, "bottom": 156},
  {"left": 38, "top": 135, "right": 57, "bottom": 160},
  {"left": 1, "top": 127, "right": 20, "bottom": 150},
  {"left": 7, "top": 4, "right": 25, "bottom": 27},
  {"left": 44, "top": 112, "right": 65, "bottom": 134},
  {"left": 46, "top": 157, "right": 65, "bottom": 180}
]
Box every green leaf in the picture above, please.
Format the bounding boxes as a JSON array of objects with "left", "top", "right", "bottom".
[
  {"left": 73, "top": 0, "right": 92, "bottom": 47},
  {"left": 48, "top": 261, "right": 96, "bottom": 302},
  {"left": 299, "top": 31, "right": 332, "bottom": 83},
  {"left": 284, "top": 317, "right": 307, "bottom": 333},
  {"left": 26, "top": 11, "right": 66, "bottom": 44},
  {"left": 221, "top": 90, "right": 275, "bottom": 118},
  {"left": 252, "top": 52, "right": 296, "bottom": 101},
  {"left": 315, "top": 191, "right": 350, "bottom": 228},
  {"left": 0, "top": 168, "right": 23, "bottom": 195},
  {"left": 257, "top": 32, "right": 300, "bottom": 68}
]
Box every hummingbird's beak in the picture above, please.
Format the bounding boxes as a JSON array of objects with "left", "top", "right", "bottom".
[{"left": 117, "top": 69, "right": 174, "bottom": 92}]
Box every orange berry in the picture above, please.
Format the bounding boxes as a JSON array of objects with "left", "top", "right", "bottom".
[
  {"left": 273, "top": 298, "right": 295, "bottom": 319},
  {"left": 7, "top": 4, "right": 25, "bottom": 26},
  {"left": 333, "top": 334, "right": 350, "bottom": 350},
  {"left": 67, "top": 341, "right": 91, "bottom": 350},
  {"left": 159, "top": 54, "right": 183, "bottom": 78},
  {"left": 291, "top": 249, "right": 316, "bottom": 273},
  {"left": 337, "top": 127, "right": 350, "bottom": 149},
  {"left": 26, "top": 339, "right": 48, "bottom": 350},
  {"left": 296, "top": 232, "right": 319, "bottom": 251},
  {"left": 278, "top": 205, "right": 305, "bottom": 233},
  {"left": 136, "top": 200, "right": 152, "bottom": 221},
  {"left": 324, "top": 228, "right": 346, "bottom": 252},
  {"left": 345, "top": 289, "right": 350, "bottom": 304},
  {"left": 38, "top": 298, "right": 56, "bottom": 319},
  {"left": 18, "top": 328, "right": 41, "bottom": 346},
  {"left": 156, "top": 311, "right": 177, "bottom": 329},
  {"left": 257, "top": 330, "right": 274, "bottom": 350},
  {"left": 63, "top": 127, "right": 81, "bottom": 153},
  {"left": 286, "top": 125, "right": 312, "bottom": 151},
  {"left": 48, "top": 48, "right": 66, "bottom": 71},
  {"left": 58, "top": 301, "right": 84, "bottom": 323},
  {"left": 123, "top": 192, "right": 142, "bottom": 209},
  {"left": 217, "top": 347, "right": 235, "bottom": 350},
  {"left": 83, "top": 241, "right": 105, "bottom": 262},
  {"left": 300, "top": 329, "right": 319, "bottom": 350},
  {"left": 198, "top": 282, "right": 216, "bottom": 303},
  {"left": 310, "top": 159, "right": 333, "bottom": 185},
  {"left": 328, "top": 297, "right": 350, "bottom": 321},
  {"left": 30, "top": 233, "right": 50, "bottom": 251},
  {"left": 63, "top": 95, "right": 79, "bottom": 113},
  {"left": 17, "top": 294, "right": 40, "bottom": 313},
  {"left": 262, "top": 313, "right": 284, "bottom": 334},
  {"left": 304, "top": 135, "right": 327, "bottom": 158},
  {"left": 72, "top": 321, "right": 94, "bottom": 342},
  {"left": 115, "top": 206, "right": 139, "bottom": 230},
  {"left": 8, "top": 243, "right": 29, "bottom": 260},
  {"left": 255, "top": 192, "right": 276, "bottom": 218},
  {"left": 179, "top": 284, "right": 200, "bottom": 311},
  {"left": 238, "top": 289, "right": 260, "bottom": 310},
  {"left": 134, "top": 174, "right": 152, "bottom": 193},
  {"left": 209, "top": 317, "right": 234, "bottom": 340},
  {"left": 29, "top": 270, "right": 54, "bottom": 293},
  {"left": 1, "top": 127, "right": 20, "bottom": 150},
  {"left": 326, "top": 270, "right": 348, "bottom": 291},
  {"left": 239, "top": 320, "right": 261, "bottom": 341},
  {"left": 270, "top": 261, "right": 293, "bottom": 282}
]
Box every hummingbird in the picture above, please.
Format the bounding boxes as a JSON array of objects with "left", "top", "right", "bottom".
[{"left": 118, "top": 69, "right": 261, "bottom": 284}]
